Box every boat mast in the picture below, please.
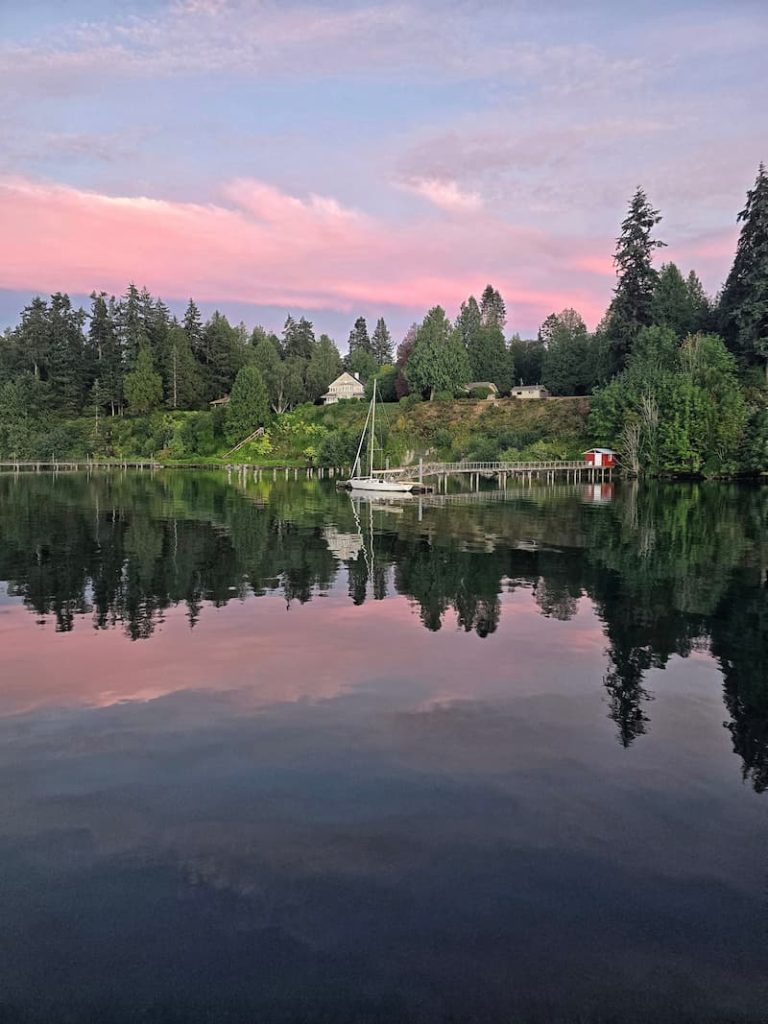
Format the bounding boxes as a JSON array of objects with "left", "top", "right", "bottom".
[
  {"left": 369, "top": 378, "right": 377, "bottom": 477},
  {"left": 351, "top": 393, "right": 373, "bottom": 478}
]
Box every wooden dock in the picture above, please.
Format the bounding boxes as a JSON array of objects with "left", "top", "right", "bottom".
[
  {"left": 0, "top": 460, "right": 162, "bottom": 473},
  {"left": 380, "top": 459, "right": 613, "bottom": 490}
]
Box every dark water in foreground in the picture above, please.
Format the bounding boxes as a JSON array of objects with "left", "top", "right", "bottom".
[{"left": 0, "top": 471, "right": 765, "bottom": 1023}]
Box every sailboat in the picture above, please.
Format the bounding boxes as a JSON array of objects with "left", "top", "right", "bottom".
[{"left": 341, "top": 380, "right": 425, "bottom": 493}]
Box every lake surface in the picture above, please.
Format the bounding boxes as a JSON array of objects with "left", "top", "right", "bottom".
[{"left": 0, "top": 471, "right": 765, "bottom": 1023}]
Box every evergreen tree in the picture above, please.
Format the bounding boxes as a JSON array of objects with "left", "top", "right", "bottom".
[
  {"left": 250, "top": 325, "right": 282, "bottom": 357},
  {"left": 686, "top": 270, "right": 711, "bottom": 333},
  {"left": 394, "top": 323, "right": 419, "bottom": 399},
  {"left": 607, "top": 188, "right": 666, "bottom": 371},
  {"left": 146, "top": 297, "right": 172, "bottom": 368},
  {"left": 252, "top": 335, "right": 305, "bottom": 412},
  {"left": 17, "top": 297, "right": 50, "bottom": 380},
  {"left": 88, "top": 377, "right": 111, "bottom": 448},
  {"left": 347, "top": 316, "right": 372, "bottom": 357},
  {"left": 201, "top": 312, "right": 246, "bottom": 400},
  {"left": 183, "top": 299, "right": 204, "bottom": 358},
  {"left": 124, "top": 345, "right": 163, "bottom": 414},
  {"left": 252, "top": 335, "right": 285, "bottom": 412},
  {"left": 540, "top": 309, "right": 592, "bottom": 396},
  {"left": 371, "top": 317, "right": 392, "bottom": 364},
  {"left": 480, "top": 284, "right": 507, "bottom": 329},
  {"left": 365, "top": 364, "right": 398, "bottom": 402},
  {"left": 225, "top": 365, "right": 269, "bottom": 446},
  {"left": 537, "top": 314, "right": 559, "bottom": 348},
  {"left": 164, "top": 325, "right": 202, "bottom": 409},
  {"left": 306, "top": 334, "right": 343, "bottom": 402},
  {"left": 651, "top": 263, "right": 706, "bottom": 338},
  {"left": 719, "top": 163, "right": 768, "bottom": 381},
  {"left": 0, "top": 375, "right": 41, "bottom": 458},
  {"left": 281, "top": 356, "right": 308, "bottom": 409},
  {"left": 118, "top": 283, "right": 150, "bottom": 369},
  {"left": 456, "top": 296, "right": 483, "bottom": 349},
  {"left": 468, "top": 324, "right": 513, "bottom": 390},
  {"left": 406, "top": 306, "right": 470, "bottom": 400},
  {"left": 346, "top": 346, "right": 378, "bottom": 383},
  {"left": 88, "top": 293, "right": 123, "bottom": 415},
  {"left": 283, "top": 315, "right": 315, "bottom": 359},
  {"left": 47, "top": 293, "right": 87, "bottom": 415}
]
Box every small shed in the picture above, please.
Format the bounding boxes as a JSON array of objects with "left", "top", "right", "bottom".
[
  {"left": 583, "top": 448, "right": 617, "bottom": 468},
  {"left": 511, "top": 384, "right": 550, "bottom": 400}
]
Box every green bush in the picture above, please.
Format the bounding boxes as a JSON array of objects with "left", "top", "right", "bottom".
[{"left": 317, "top": 428, "right": 359, "bottom": 468}]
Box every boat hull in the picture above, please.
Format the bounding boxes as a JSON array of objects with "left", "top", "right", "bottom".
[{"left": 342, "top": 478, "right": 426, "bottom": 493}]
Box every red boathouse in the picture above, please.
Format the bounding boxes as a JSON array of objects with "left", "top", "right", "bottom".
[{"left": 583, "top": 448, "right": 617, "bottom": 468}]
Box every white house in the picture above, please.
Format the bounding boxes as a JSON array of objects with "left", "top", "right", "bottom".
[
  {"left": 322, "top": 372, "right": 365, "bottom": 405},
  {"left": 511, "top": 384, "right": 550, "bottom": 400}
]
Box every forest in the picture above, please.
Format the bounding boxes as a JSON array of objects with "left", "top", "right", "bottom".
[{"left": 1, "top": 164, "right": 767, "bottom": 476}]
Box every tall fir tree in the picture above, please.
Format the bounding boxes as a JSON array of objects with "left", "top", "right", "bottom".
[
  {"left": 467, "top": 325, "right": 512, "bottom": 390},
  {"left": 283, "top": 315, "right": 315, "bottom": 359},
  {"left": 686, "top": 270, "right": 711, "bottom": 333},
  {"left": 225, "top": 365, "right": 269, "bottom": 446},
  {"left": 250, "top": 326, "right": 282, "bottom": 357},
  {"left": 719, "top": 163, "right": 768, "bottom": 381},
  {"left": 394, "top": 323, "right": 419, "bottom": 399},
  {"left": 406, "top": 306, "right": 470, "bottom": 400},
  {"left": 17, "top": 297, "right": 50, "bottom": 380},
  {"left": 607, "top": 188, "right": 666, "bottom": 371},
  {"left": 89, "top": 294, "right": 124, "bottom": 415},
  {"left": 183, "top": 299, "right": 204, "bottom": 359},
  {"left": 480, "top": 285, "right": 507, "bottom": 330},
  {"left": 124, "top": 345, "right": 163, "bottom": 414},
  {"left": 371, "top": 317, "right": 393, "bottom": 364},
  {"left": 47, "top": 293, "right": 87, "bottom": 415},
  {"left": 201, "top": 311, "right": 246, "bottom": 400},
  {"left": 456, "top": 296, "right": 483, "bottom": 349},
  {"left": 651, "top": 263, "right": 704, "bottom": 339},
  {"left": 539, "top": 309, "right": 592, "bottom": 396},
  {"left": 118, "top": 283, "right": 150, "bottom": 369},
  {"left": 252, "top": 335, "right": 286, "bottom": 412},
  {"left": 347, "top": 316, "right": 372, "bottom": 356},
  {"left": 164, "top": 325, "right": 202, "bottom": 409}
]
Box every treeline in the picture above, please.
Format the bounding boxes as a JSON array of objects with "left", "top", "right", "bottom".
[
  {"left": 0, "top": 291, "right": 392, "bottom": 421},
  {"left": 1, "top": 164, "right": 767, "bottom": 474}
]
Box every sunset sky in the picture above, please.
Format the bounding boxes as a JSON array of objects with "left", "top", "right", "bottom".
[{"left": 1, "top": 0, "right": 765, "bottom": 342}]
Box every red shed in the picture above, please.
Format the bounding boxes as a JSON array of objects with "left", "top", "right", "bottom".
[{"left": 583, "top": 448, "right": 617, "bottom": 468}]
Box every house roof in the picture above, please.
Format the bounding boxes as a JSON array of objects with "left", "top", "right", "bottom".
[
  {"left": 328, "top": 371, "right": 363, "bottom": 387},
  {"left": 465, "top": 381, "right": 498, "bottom": 390},
  {"left": 513, "top": 384, "right": 548, "bottom": 390},
  {"left": 583, "top": 448, "right": 616, "bottom": 454}
]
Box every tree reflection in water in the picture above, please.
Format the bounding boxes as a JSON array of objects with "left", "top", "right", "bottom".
[{"left": 0, "top": 471, "right": 766, "bottom": 790}]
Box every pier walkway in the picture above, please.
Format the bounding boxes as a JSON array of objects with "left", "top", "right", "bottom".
[{"left": 380, "top": 459, "right": 612, "bottom": 489}]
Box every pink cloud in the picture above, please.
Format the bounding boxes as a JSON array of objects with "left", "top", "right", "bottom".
[
  {"left": 400, "top": 177, "right": 484, "bottom": 213},
  {"left": 1, "top": 174, "right": 618, "bottom": 329}
]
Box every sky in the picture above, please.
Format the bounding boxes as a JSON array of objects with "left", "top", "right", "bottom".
[{"left": 0, "top": 0, "right": 766, "bottom": 344}]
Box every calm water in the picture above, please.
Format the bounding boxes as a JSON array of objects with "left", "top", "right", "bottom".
[{"left": 0, "top": 471, "right": 765, "bottom": 1023}]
